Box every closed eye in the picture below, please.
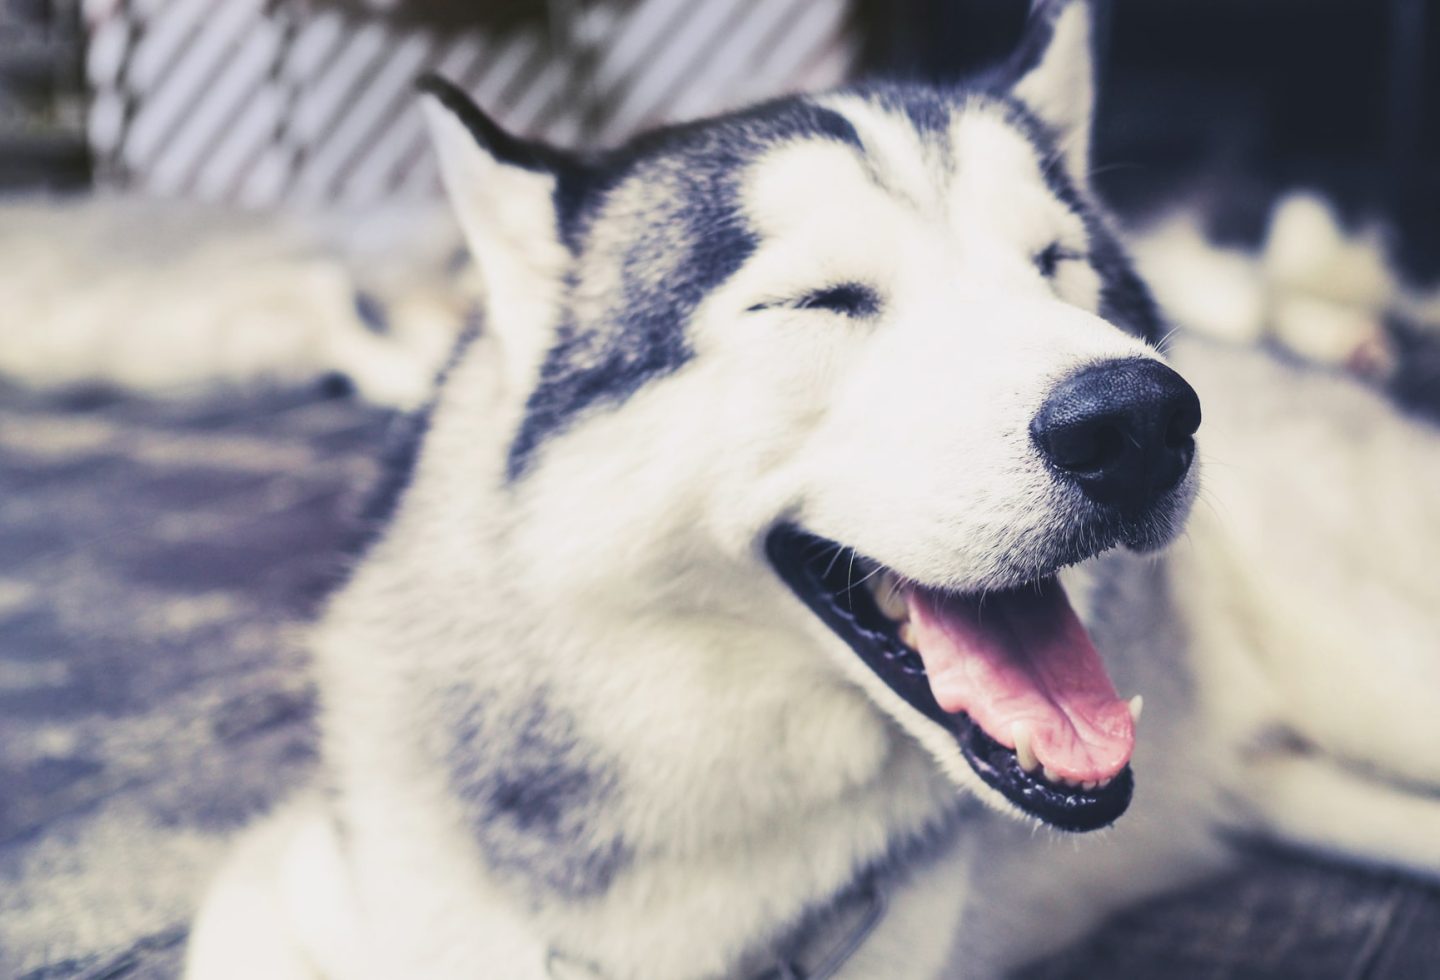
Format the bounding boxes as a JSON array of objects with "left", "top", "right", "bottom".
[
  {"left": 749, "top": 282, "right": 881, "bottom": 318},
  {"left": 1035, "top": 242, "right": 1084, "bottom": 279}
]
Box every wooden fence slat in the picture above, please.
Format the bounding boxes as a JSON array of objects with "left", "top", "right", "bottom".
[{"left": 85, "top": 0, "right": 858, "bottom": 205}]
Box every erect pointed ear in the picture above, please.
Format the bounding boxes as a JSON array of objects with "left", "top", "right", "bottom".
[
  {"left": 418, "top": 75, "right": 571, "bottom": 390},
  {"left": 1002, "top": 0, "right": 1096, "bottom": 182}
]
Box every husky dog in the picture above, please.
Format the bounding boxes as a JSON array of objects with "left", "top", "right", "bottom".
[{"left": 186, "top": 0, "right": 1440, "bottom": 976}]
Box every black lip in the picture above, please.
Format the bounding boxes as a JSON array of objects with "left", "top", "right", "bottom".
[{"left": 765, "top": 525, "right": 1132, "bottom": 833}]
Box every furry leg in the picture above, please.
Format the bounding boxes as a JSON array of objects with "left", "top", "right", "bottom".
[
  {"left": 1243, "top": 752, "right": 1440, "bottom": 880},
  {"left": 186, "top": 802, "right": 370, "bottom": 979}
]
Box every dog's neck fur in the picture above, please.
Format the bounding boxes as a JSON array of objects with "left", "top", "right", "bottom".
[{"left": 316, "top": 342, "right": 964, "bottom": 979}]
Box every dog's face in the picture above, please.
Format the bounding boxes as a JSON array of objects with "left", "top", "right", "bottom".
[{"left": 423, "top": 0, "right": 1198, "bottom": 832}]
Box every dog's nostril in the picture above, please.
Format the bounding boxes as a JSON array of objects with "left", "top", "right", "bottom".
[
  {"left": 1047, "top": 422, "right": 1124, "bottom": 473},
  {"left": 1165, "top": 403, "right": 1201, "bottom": 450},
  {"left": 1031, "top": 359, "right": 1201, "bottom": 512}
]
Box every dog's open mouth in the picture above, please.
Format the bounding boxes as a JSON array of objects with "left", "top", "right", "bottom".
[{"left": 766, "top": 526, "right": 1139, "bottom": 832}]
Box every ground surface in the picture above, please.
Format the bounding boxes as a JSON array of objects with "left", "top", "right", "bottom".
[{"left": 0, "top": 384, "right": 1436, "bottom": 979}]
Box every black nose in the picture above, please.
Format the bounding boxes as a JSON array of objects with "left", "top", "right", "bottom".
[{"left": 1031, "top": 359, "right": 1201, "bottom": 512}]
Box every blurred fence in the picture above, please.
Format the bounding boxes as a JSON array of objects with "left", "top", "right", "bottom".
[
  {"left": 79, "top": 0, "right": 858, "bottom": 207},
  {"left": 0, "top": 0, "right": 88, "bottom": 188}
]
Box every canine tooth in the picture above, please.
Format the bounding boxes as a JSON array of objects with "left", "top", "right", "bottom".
[
  {"left": 897, "top": 622, "right": 917, "bottom": 649},
  {"left": 1128, "top": 695, "right": 1144, "bottom": 726},
  {"left": 1042, "top": 765, "right": 1063, "bottom": 784},
  {"left": 869, "top": 572, "right": 909, "bottom": 621},
  {"left": 1013, "top": 727, "right": 1039, "bottom": 774}
]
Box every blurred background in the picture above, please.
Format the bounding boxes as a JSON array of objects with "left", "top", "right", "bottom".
[
  {"left": 5, "top": 0, "right": 1437, "bottom": 242},
  {"left": 3, "top": 0, "right": 1438, "bottom": 400},
  {"left": 0, "top": 1, "right": 1437, "bottom": 977}
]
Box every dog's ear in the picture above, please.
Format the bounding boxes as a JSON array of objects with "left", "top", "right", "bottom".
[
  {"left": 418, "top": 75, "right": 571, "bottom": 389},
  {"left": 1002, "top": 0, "right": 1095, "bottom": 182}
]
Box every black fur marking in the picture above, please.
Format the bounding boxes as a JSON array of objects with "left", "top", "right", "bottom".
[
  {"left": 864, "top": 82, "right": 958, "bottom": 139},
  {"left": 316, "top": 371, "right": 355, "bottom": 399},
  {"left": 1034, "top": 242, "right": 1080, "bottom": 279},
  {"left": 352, "top": 290, "right": 388, "bottom": 335},
  {"left": 506, "top": 101, "right": 865, "bottom": 481},
  {"left": 796, "top": 283, "right": 883, "bottom": 318},
  {"left": 750, "top": 282, "right": 883, "bottom": 319},
  {"left": 416, "top": 74, "right": 571, "bottom": 174},
  {"left": 806, "top": 102, "right": 865, "bottom": 149},
  {"left": 447, "top": 692, "right": 630, "bottom": 900},
  {"left": 1086, "top": 224, "right": 1165, "bottom": 344}
]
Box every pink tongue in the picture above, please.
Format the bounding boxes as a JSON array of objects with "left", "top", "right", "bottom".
[{"left": 906, "top": 579, "right": 1134, "bottom": 783}]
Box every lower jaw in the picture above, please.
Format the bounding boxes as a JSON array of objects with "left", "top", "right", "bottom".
[
  {"left": 764, "top": 525, "right": 1133, "bottom": 832},
  {"left": 955, "top": 715, "right": 1133, "bottom": 832}
]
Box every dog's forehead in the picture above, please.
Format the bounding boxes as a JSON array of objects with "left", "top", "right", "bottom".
[
  {"left": 571, "top": 97, "right": 862, "bottom": 235},
  {"left": 741, "top": 91, "right": 1075, "bottom": 242},
  {"left": 566, "top": 87, "right": 1075, "bottom": 301}
]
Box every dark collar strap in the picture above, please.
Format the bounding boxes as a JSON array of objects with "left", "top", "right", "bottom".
[{"left": 752, "top": 877, "right": 887, "bottom": 980}]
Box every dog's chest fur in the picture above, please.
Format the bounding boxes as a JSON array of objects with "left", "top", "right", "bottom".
[{"left": 299, "top": 345, "right": 963, "bottom": 978}]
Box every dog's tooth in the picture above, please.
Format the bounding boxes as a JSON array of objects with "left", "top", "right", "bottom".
[
  {"left": 1042, "top": 765, "right": 1063, "bottom": 784},
  {"left": 875, "top": 581, "right": 910, "bottom": 618},
  {"left": 1082, "top": 780, "right": 1098, "bottom": 791},
  {"left": 897, "top": 622, "right": 917, "bottom": 649},
  {"left": 1128, "top": 695, "right": 1144, "bottom": 726},
  {"left": 1013, "top": 726, "right": 1040, "bottom": 774},
  {"left": 869, "top": 572, "right": 909, "bottom": 621}
]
